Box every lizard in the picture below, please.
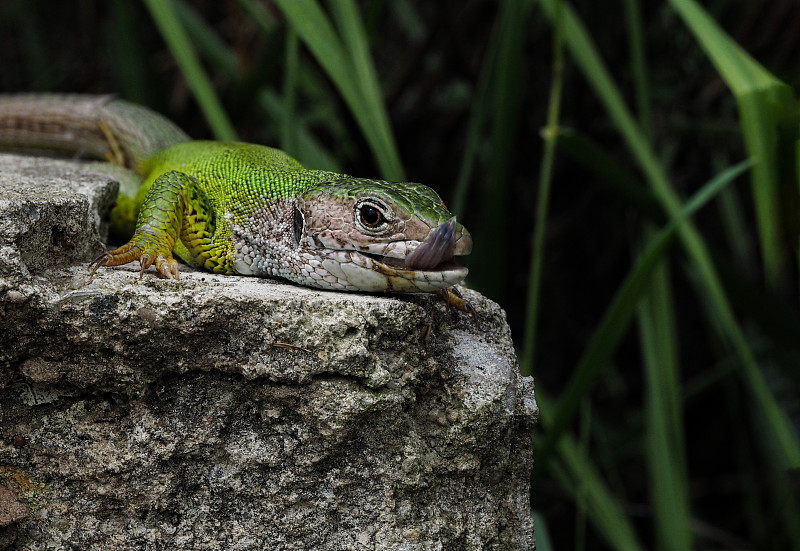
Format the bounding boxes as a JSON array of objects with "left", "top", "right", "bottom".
[{"left": 0, "top": 94, "right": 473, "bottom": 312}]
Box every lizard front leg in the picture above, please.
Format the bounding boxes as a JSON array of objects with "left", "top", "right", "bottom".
[{"left": 89, "top": 170, "right": 231, "bottom": 279}]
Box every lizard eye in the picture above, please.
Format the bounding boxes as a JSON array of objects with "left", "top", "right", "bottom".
[
  {"left": 354, "top": 198, "right": 393, "bottom": 234},
  {"left": 359, "top": 204, "right": 384, "bottom": 227}
]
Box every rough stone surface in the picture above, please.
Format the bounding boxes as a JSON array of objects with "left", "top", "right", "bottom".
[
  {"left": 0, "top": 483, "right": 29, "bottom": 526},
  {"left": 0, "top": 154, "right": 118, "bottom": 280},
  {"left": 0, "top": 153, "right": 537, "bottom": 550}
]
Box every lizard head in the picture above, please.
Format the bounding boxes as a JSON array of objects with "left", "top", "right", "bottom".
[{"left": 294, "top": 178, "right": 472, "bottom": 292}]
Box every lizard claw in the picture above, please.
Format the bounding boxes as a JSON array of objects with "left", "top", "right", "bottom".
[
  {"left": 88, "top": 252, "right": 112, "bottom": 276},
  {"left": 139, "top": 253, "right": 153, "bottom": 279}
]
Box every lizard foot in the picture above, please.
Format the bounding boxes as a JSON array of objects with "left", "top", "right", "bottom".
[
  {"left": 433, "top": 286, "right": 477, "bottom": 322},
  {"left": 89, "top": 241, "right": 180, "bottom": 280}
]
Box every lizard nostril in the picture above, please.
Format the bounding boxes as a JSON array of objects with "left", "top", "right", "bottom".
[{"left": 454, "top": 226, "right": 472, "bottom": 256}]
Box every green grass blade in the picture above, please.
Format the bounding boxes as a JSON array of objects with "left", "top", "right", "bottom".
[
  {"left": 142, "top": 0, "right": 237, "bottom": 141},
  {"left": 710, "top": 253, "right": 800, "bottom": 354},
  {"left": 715, "top": 159, "right": 756, "bottom": 269},
  {"left": 668, "top": 0, "right": 797, "bottom": 290},
  {"left": 108, "top": 1, "right": 151, "bottom": 105},
  {"left": 468, "top": 0, "right": 531, "bottom": 301},
  {"left": 174, "top": 0, "right": 241, "bottom": 76},
  {"left": 537, "top": 392, "right": 648, "bottom": 551},
  {"left": 622, "top": 0, "right": 651, "bottom": 138},
  {"left": 258, "top": 90, "right": 341, "bottom": 171},
  {"left": 623, "top": 3, "right": 691, "bottom": 546},
  {"left": 531, "top": 159, "right": 752, "bottom": 479},
  {"left": 175, "top": 1, "right": 338, "bottom": 171},
  {"left": 536, "top": 0, "right": 800, "bottom": 470},
  {"left": 521, "top": 0, "right": 563, "bottom": 377},
  {"left": 236, "top": 0, "right": 279, "bottom": 36},
  {"left": 637, "top": 246, "right": 692, "bottom": 551},
  {"left": 530, "top": 511, "right": 555, "bottom": 551},
  {"left": 327, "top": 0, "right": 403, "bottom": 178},
  {"left": 450, "top": 22, "right": 497, "bottom": 218},
  {"left": 269, "top": 0, "right": 405, "bottom": 180},
  {"left": 281, "top": 28, "right": 300, "bottom": 153}
]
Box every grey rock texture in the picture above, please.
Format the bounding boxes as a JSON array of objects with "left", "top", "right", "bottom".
[{"left": 0, "top": 153, "right": 537, "bottom": 550}]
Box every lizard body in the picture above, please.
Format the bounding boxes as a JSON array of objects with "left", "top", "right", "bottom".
[{"left": 0, "top": 94, "right": 471, "bottom": 299}]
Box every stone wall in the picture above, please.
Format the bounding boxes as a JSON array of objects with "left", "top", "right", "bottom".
[{"left": 0, "top": 153, "right": 537, "bottom": 550}]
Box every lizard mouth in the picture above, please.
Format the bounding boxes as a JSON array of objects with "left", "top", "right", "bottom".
[
  {"left": 359, "top": 252, "right": 468, "bottom": 291},
  {"left": 365, "top": 252, "right": 465, "bottom": 274},
  {"left": 357, "top": 217, "right": 467, "bottom": 272},
  {"left": 357, "top": 217, "right": 469, "bottom": 284}
]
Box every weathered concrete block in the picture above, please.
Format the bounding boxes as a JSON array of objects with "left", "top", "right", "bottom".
[
  {"left": 0, "top": 153, "right": 537, "bottom": 550},
  {"left": 0, "top": 154, "right": 117, "bottom": 281}
]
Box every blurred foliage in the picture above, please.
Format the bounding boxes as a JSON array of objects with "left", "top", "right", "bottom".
[{"left": 2, "top": 0, "right": 800, "bottom": 549}]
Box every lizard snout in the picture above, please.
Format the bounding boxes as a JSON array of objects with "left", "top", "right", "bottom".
[{"left": 405, "top": 218, "right": 470, "bottom": 270}]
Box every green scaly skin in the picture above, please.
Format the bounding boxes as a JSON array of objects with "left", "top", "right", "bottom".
[{"left": 0, "top": 94, "right": 472, "bottom": 310}]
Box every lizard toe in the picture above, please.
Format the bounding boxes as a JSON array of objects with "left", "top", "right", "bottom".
[
  {"left": 155, "top": 255, "right": 180, "bottom": 280},
  {"left": 434, "top": 287, "right": 478, "bottom": 323}
]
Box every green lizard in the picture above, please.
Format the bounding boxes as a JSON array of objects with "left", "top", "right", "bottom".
[{"left": 0, "top": 94, "right": 472, "bottom": 309}]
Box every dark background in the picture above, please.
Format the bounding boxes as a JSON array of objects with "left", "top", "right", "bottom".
[{"left": 2, "top": 1, "right": 800, "bottom": 549}]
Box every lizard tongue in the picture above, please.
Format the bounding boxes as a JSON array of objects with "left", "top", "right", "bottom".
[{"left": 404, "top": 217, "right": 457, "bottom": 270}]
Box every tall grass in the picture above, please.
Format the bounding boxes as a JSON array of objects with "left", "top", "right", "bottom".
[
  {"left": 143, "top": 0, "right": 237, "bottom": 141},
  {"left": 530, "top": 0, "right": 800, "bottom": 549}
]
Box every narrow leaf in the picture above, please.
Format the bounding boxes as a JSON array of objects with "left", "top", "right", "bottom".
[
  {"left": 669, "top": 0, "right": 797, "bottom": 289},
  {"left": 532, "top": 159, "right": 752, "bottom": 478},
  {"left": 271, "top": 0, "right": 405, "bottom": 180},
  {"left": 536, "top": 0, "right": 800, "bottom": 470},
  {"left": 143, "top": 0, "right": 237, "bottom": 141},
  {"left": 536, "top": 392, "right": 648, "bottom": 551}
]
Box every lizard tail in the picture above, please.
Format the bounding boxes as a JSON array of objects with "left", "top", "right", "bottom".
[{"left": 0, "top": 93, "right": 189, "bottom": 172}]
